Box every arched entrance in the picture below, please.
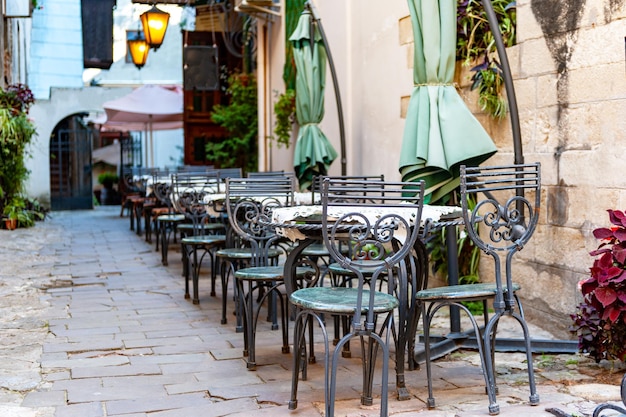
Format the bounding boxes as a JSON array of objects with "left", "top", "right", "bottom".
[{"left": 49, "top": 113, "right": 95, "bottom": 210}]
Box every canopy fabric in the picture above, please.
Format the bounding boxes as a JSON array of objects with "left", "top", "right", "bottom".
[
  {"left": 102, "top": 84, "right": 183, "bottom": 167},
  {"left": 102, "top": 84, "right": 183, "bottom": 125},
  {"left": 290, "top": 10, "right": 338, "bottom": 191},
  {"left": 399, "top": 0, "right": 497, "bottom": 204},
  {"left": 89, "top": 112, "right": 183, "bottom": 132}
]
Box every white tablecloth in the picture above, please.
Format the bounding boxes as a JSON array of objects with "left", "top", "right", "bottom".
[{"left": 271, "top": 204, "right": 461, "bottom": 241}]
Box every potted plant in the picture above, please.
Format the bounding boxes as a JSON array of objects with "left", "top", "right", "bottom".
[
  {"left": 2, "top": 196, "right": 34, "bottom": 229},
  {"left": 571, "top": 209, "right": 626, "bottom": 363},
  {"left": 98, "top": 172, "right": 120, "bottom": 205}
]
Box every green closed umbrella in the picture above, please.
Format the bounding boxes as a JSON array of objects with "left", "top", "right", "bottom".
[
  {"left": 290, "top": 10, "right": 338, "bottom": 191},
  {"left": 399, "top": 0, "right": 497, "bottom": 204}
]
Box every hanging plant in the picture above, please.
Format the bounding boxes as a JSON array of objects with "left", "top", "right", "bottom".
[
  {"left": 272, "top": 88, "right": 296, "bottom": 148},
  {"left": 456, "top": 0, "right": 516, "bottom": 119}
]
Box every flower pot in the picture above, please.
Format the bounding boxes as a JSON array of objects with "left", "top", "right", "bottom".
[{"left": 4, "top": 218, "right": 17, "bottom": 230}]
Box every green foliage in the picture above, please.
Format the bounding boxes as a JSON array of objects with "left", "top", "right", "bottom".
[
  {"left": 0, "top": 84, "right": 37, "bottom": 228},
  {"left": 570, "top": 209, "right": 626, "bottom": 362},
  {"left": 209, "top": 73, "right": 259, "bottom": 173},
  {"left": 97, "top": 172, "right": 119, "bottom": 188},
  {"left": 2, "top": 195, "right": 45, "bottom": 228},
  {"left": 272, "top": 89, "right": 296, "bottom": 148},
  {"left": 456, "top": 0, "right": 516, "bottom": 119}
]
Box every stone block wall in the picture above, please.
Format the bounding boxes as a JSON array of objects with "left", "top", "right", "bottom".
[{"left": 398, "top": 0, "right": 626, "bottom": 339}]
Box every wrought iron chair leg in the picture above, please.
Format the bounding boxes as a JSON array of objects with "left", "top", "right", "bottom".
[
  {"left": 307, "top": 316, "right": 316, "bottom": 364},
  {"left": 219, "top": 259, "right": 236, "bottom": 325},
  {"left": 191, "top": 248, "right": 200, "bottom": 304},
  {"left": 182, "top": 244, "right": 190, "bottom": 300}
]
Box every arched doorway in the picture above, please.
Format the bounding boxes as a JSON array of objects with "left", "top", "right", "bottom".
[{"left": 49, "top": 113, "right": 95, "bottom": 210}]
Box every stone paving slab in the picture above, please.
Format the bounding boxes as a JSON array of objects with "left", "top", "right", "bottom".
[{"left": 1, "top": 206, "right": 625, "bottom": 417}]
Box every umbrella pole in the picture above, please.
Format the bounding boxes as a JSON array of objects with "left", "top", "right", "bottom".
[
  {"left": 480, "top": 0, "right": 523, "bottom": 166},
  {"left": 305, "top": 1, "right": 347, "bottom": 176},
  {"left": 149, "top": 116, "right": 155, "bottom": 168}
]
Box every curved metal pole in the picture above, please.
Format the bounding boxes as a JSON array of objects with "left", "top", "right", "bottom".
[
  {"left": 480, "top": 0, "right": 523, "bottom": 165},
  {"left": 305, "top": 1, "right": 347, "bottom": 176}
]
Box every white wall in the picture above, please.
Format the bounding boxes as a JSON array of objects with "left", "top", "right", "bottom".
[
  {"left": 261, "top": 0, "right": 411, "bottom": 181},
  {"left": 29, "top": 0, "right": 84, "bottom": 99}
]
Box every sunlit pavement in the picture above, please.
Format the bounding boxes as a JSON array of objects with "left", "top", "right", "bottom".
[{"left": 0, "top": 206, "right": 623, "bottom": 417}]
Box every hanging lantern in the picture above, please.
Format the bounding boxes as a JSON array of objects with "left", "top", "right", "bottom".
[
  {"left": 127, "top": 33, "right": 149, "bottom": 69},
  {"left": 140, "top": 5, "right": 170, "bottom": 51}
]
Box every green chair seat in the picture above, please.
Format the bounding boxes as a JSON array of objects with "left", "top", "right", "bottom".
[
  {"left": 181, "top": 235, "right": 226, "bottom": 245},
  {"left": 290, "top": 287, "right": 399, "bottom": 314},
  {"left": 301, "top": 243, "right": 330, "bottom": 257},
  {"left": 416, "top": 282, "right": 521, "bottom": 302},
  {"left": 235, "top": 266, "right": 314, "bottom": 281},
  {"left": 217, "top": 247, "right": 282, "bottom": 260},
  {"left": 157, "top": 214, "right": 186, "bottom": 222},
  {"left": 327, "top": 261, "right": 380, "bottom": 277},
  {"left": 177, "top": 223, "right": 225, "bottom": 236}
]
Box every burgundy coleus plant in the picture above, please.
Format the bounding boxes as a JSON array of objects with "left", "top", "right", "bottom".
[{"left": 571, "top": 209, "right": 626, "bottom": 362}]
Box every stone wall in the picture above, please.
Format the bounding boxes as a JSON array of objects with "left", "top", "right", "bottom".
[{"left": 397, "top": 0, "right": 626, "bottom": 339}]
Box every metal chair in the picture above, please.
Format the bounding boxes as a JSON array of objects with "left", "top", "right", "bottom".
[
  {"left": 174, "top": 170, "right": 225, "bottom": 242},
  {"left": 172, "top": 172, "right": 226, "bottom": 304},
  {"left": 151, "top": 171, "right": 186, "bottom": 266},
  {"left": 286, "top": 177, "right": 426, "bottom": 417},
  {"left": 225, "top": 176, "right": 312, "bottom": 370},
  {"left": 415, "top": 162, "right": 541, "bottom": 415},
  {"left": 120, "top": 167, "right": 156, "bottom": 233},
  {"left": 215, "top": 173, "right": 286, "bottom": 327}
]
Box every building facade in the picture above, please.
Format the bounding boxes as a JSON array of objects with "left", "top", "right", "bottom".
[{"left": 254, "top": 0, "right": 626, "bottom": 337}]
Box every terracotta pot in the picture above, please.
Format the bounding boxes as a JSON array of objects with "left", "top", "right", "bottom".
[{"left": 4, "top": 218, "right": 17, "bottom": 230}]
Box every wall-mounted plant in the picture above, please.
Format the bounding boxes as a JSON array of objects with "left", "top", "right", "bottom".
[
  {"left": 272, "top": 88, "right": 296, "bottom": 148},
  {"left": 456, "top": 0, "right": 516, "bottom": 119}
]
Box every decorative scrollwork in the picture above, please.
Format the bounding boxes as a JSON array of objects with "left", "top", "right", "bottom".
[{"left": 472, "top": 195, "right": 533, "bottom": 251}]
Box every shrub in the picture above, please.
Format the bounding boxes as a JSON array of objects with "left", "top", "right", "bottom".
[{"left": 571, "top": 209, "right": 626, "bottom": 362}]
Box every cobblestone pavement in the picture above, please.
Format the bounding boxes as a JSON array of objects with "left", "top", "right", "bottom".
[{"left": 0, "top": 206, "right": 625, "bottom": 417}]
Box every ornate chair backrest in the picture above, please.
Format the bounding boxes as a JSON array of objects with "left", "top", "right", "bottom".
[
  {"left": 123, "top": 166, "right": 157, "bottom": 196},
  {"left": 171, "top": 171, "right": 221, "bottom": 235},
  {"left": 320, "top": 177, "right": 425, "bottom": 331},
  {"left": 217, "top": 168, "right": 243, "bottom": 184},
  {"left": 248, "top": 171, "right": 296, "bottom": 190},
  {"left": 460, "top": 162, "right": 541, "bottom": 314},
  {"left": 247, "top": 170, "right": 285, "bottom": 178},
  {"left": 225, "top": 176, "right": 295, "bottom": 267},
  {"left": 151, "top": 169, "right": 175, "bottom": 212},
  {"left": 176, "top": 165, "right": 215, "bottom": 173},
  {"left": 312, "top": 174, "right": 386, "bottom": 204}
]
